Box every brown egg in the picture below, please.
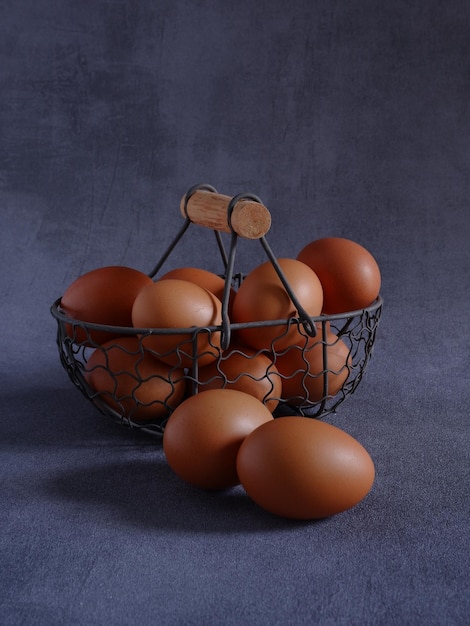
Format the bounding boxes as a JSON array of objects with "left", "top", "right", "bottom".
[
  {"left": 163, "top": 389, "right": 274, "bottom": 490},
  {"left": 198, "top": 346, "right": 282, "bottom": 412},
  {"left": 158, "top": 267, "right": 234, "bottom": 308},
  {"left": 60, "top": 266, "right": 153, "bottom": 345},
  {"left": 297, "top": 237, "right": 381, "bottom": 314},
  {"left": 237, "top": 416, "right": 375, "bottom": 519},
  {"left": 131, "top": 279, "right": 222, "bottom": 368},
  {"left": 84, "top": 337, "right": 186, "bottom": 422},
  {"left": 274, "top": 329, "right": 351, "bottom": 404},
  {"left": 232, "top": 258, "right": 323, "bottom": 351}
]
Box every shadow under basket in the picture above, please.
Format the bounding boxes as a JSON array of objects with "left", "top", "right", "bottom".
[{"left": 50, "top": 184, "right": 383, "bottom": 437}]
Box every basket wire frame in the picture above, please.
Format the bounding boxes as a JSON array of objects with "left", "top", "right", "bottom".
[{"left": 50, "top": 184, "right": 383, "bottom": 437}]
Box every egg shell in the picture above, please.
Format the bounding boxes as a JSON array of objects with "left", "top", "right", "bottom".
[
  {"left": 232, "top": 258, "right": 323, "bottom": 351},
  {"left": 274, "top": 329, "right": 351, "bottom": 404},
  {"left": 163, "top": 389, "right": 274, "bottom": 490},
  {"left": 60, "top": 266, "right": 153, "bottom": 345},
  {"left": 131, "top": 279, "right": 222, "bottom": 368},
  {"left": 198, "top": 346, "right": 282, "bottom": 412},
  {"left": 237, "top": 416, "right": 375, "bottom": 519},
  {"left": 158, "top": 267, "right": 235, "bottom": 313},
  {"left": 84, "top": 337, "right": 186, "bottom": 421},
  {"left": 297, "top": 237, "right": 381, "bottom": 314}
]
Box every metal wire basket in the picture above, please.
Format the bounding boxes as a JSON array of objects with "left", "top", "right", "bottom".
[{"left": 50, "top": 184, "right": 383, "bottom": 437}]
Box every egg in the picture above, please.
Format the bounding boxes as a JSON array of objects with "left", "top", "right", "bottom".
[
  {"left": 84, "top": 337, "right": 186, "bottom": 422},
  {"left": 131, "top": 279, "right": 222, "bottom": 368},
  {"left": 274, "top": 329, "right": 351, "bottom": 404},
  {"left": 197, "top": 346, "right": 282, "bottom": 412},
  {"left": 163, "top": 389, "right": 274, "bottom": 490},
  {"left": 231, "top": 258, "right": 323, "bottom": 351},
  {"left": 158, "top": 267, "right": 231, "bottom": 304},
  {"left": 60, "top": 266, "right": 153, "bottom": 345},
  {"left": 297, "top": 237, "right": 381, "bottom": 314},
  {"left": 237, "top": 416, "right": 375, "bottom": 519}
]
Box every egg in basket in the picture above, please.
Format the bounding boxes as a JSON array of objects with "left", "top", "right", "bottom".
[{"left": 50, "top": 184, "right": 383, "bottom": 437}]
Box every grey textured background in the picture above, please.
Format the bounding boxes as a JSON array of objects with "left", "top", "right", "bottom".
[{"left": 1, "top": 1, "right": 469, "bottom": 624}]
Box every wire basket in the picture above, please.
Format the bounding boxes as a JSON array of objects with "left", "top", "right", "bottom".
[{"left": 50, "top": 185, "right": 383, "bottom": 437}]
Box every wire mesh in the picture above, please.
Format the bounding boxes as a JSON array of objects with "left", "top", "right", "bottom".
[{"left": 50, "top": 295, "right": 383, "bottom": 437}]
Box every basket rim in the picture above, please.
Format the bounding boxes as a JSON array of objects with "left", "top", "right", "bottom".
[{"left": 50, "top": 294, "right": 383, "bottom": 335}]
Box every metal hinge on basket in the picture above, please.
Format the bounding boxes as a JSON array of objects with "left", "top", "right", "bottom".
[{"left": 147, "top": 183, "right": 318, "bottom": 350}]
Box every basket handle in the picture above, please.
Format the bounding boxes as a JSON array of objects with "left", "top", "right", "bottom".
[{"left": 180, "top": 186, "right": 271, "bottom": 239}]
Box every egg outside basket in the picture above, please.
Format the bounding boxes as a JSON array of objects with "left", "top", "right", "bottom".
[{"left": 50, "top": 185, "right": 383, "bottom": 437}]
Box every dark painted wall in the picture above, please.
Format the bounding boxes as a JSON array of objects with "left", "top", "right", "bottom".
[{"left": 2, "top": 0, "right": 469, "bottom": 372}]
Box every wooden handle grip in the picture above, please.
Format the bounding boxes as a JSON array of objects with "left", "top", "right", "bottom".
[{"left": 180, "top": 189, "right": 271, "bottom": 239}]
